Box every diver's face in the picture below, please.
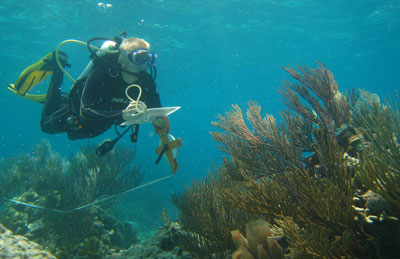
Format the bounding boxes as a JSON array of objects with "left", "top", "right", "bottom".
[{"left": 119, "top": 48, "right": 149, "bottom": 73}]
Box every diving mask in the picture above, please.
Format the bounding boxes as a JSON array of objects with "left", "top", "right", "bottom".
[{"left": 127, "top": 49, "right": 157, "bottom": 66}]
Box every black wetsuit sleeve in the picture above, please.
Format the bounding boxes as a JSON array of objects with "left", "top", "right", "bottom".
[{"left": 80, "top": 67, "right": 122, "bottom": 120}]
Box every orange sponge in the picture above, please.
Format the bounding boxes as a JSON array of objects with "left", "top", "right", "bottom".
[{"left": 231, "top": 220, "right": 283, "bottom": 259}]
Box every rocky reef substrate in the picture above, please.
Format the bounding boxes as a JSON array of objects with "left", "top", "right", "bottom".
[
  {"left": 108, "top": 222, "right": 192, "bottom": 259},
  {"left": 0, "top": 223, "right": 56, "bottom": 259}
]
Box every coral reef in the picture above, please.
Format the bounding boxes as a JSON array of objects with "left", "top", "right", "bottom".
[
  {"left": 352, "top": 94, "right": 400, "bottom": 213},
  {"left": 0, "top": 140, "right": 65, "bottom": 199},
  {"left": 173, "top": 63, "right": 400, "bottom": 258},
  {"left": 0, "top": 141, "right": 143, "bottom": 258},
  {"left": 172, "top": 163, "right": 260, "bottom": 258},
  {"left": 0, "top": 223, "right": 56, "bottom": 258},
  {"left": 109, "top": 220, "right": 193, "bottom": 259}
]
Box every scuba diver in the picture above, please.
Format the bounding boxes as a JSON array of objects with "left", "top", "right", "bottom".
[{"left": 7, "top": 33, "right": 182, "bottom": 173}]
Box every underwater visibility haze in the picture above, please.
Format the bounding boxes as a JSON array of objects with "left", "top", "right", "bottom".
[{"left": 0, "top": 0, "right": 399, "bottom": 258}]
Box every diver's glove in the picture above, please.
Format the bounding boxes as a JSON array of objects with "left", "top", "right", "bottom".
[
  {"left": 122, "top": 101, "right": 147, "bottom": 122},
  {"left": 153, "top": 116, "right": 170, "bottom": 135}
]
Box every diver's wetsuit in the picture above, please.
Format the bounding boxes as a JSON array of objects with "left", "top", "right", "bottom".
[{"left": 40, "top": 66, "right": 161, "bottom": 140}]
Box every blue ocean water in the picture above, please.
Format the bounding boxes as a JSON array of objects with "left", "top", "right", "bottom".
[{"left": 0, "top": 0, "right": 399, "bottom": 233}]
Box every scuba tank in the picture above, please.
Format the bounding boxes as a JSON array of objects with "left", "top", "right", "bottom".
[{"left": 78, "top": 40, "right": 118, "bottom": 80}]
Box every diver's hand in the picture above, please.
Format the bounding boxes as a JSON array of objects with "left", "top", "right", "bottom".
[
  {"left": 122, "top": 101, "right": 147, "bottom": 121},
  {"left": 153, "top": 116, "right": 168, "bottom": 128},
  {"left": 122, "top": 105, "right": 137, "bottom": 121},
  {"left": 153, "top": 116, "right": 170, "bottom": 134}
]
